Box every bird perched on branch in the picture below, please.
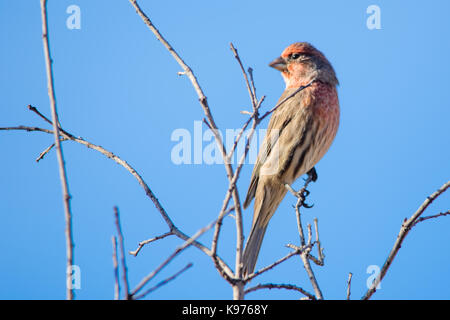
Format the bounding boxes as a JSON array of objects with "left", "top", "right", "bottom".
[{"left": 242, "top": 42, "right": 340, "bottom": 275}]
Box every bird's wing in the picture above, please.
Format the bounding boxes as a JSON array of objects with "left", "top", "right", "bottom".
[{"left": 243, "top": 88, "right": 308, "bottom": 208}]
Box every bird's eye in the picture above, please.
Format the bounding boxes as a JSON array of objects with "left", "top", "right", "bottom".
[{"left": 291, "top": 53, "right": 300, "bottom": 59}]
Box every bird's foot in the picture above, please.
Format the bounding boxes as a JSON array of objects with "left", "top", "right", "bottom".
[
  {"left": 285, "top": 183, "right": 314, "bottom": 209},
  {"left": 304, "top": 167, "right": 318, "bottom": 185}
]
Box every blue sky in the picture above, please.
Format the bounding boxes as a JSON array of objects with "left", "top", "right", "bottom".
[{"left": 0, "top": 0, "right": 449, "bottom": 300}]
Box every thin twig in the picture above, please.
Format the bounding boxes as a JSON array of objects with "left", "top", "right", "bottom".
[
  {"left": 307, "top": 223, "right": 312, "bottom": 246},
  {"left": 313, "top": 218, "right": 324, "bottom": 264},
  {"left": 286, "top": 180, "right": 324, "bottom": 300},
  {"left": 40, "top": 0, "right": 74, "bottom": 300},
  {"left": 300, "top": 253, "right": 323, "bottom": 299},
  {"left": 230, "top": 43, "right": 257, "bottom": 110},
  {"left": 412, "top": 210, "right": 450, "bottom": 226},
  {"left": 245, "top": 249, "right": 302, "bottom": 282},
  {"left": 259, "top": 80, "right": 316, "bottom": 122},
  {"left": 114, "top": 207, "right": 130, "bottom": 299},
  {"left": 36, "top": 143, "right": 55, "bottom": 162},
  {"left": 247, "top": 67, "right": 257, "bottom": 102},
  {"left": 111, "top": 236, "right": 120, "bottom": 300},
  {"left": 28, "top": 104, "right": 53, "bottom": 125},
  {"left": 134, "top": 263, "right": 193, "bottom": 300},
  {"left": 35, "top": 138, "right": 69, "bottom": 162},
  {"left": 129, "top": 231, "right": 174, "bottom": 257},
  {"left": 245, "top": 283, "right": 315, "bottom": 300},
  {"left": 362, "top": 181, "right": 450, "bottom": 300},
  {"left": 346, "top": 272, "right": 353, "bottom": 300}
]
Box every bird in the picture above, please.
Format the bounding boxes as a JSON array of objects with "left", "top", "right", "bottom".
[{"left": 242, "top": 42, "right": 340, "bottom": 276}]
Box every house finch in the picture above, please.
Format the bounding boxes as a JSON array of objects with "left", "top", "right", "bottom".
[{"left": 242, "top": 42, "right": 339, "bottom": 275}]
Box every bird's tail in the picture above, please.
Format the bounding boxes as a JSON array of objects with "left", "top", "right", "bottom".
[
  {"left": 242, "top": 181, "right": 287, "bottom": 276},
  {"left": 242, "top": 222, "right": 268, "bottom": 276}
]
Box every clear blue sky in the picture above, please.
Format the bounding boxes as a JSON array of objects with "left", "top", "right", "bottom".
[{"left": 1, "top": 0, "right": 449, "bottom": 300}]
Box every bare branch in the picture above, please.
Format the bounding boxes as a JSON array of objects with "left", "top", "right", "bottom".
[
  {"left": 114, "top": 207, "right": 130, "bottom": 299},
  {"left": 129, "top": 231, "right": 174, "bottom": 257},
  {"left": 0, "top": 126, "right": 53, "bottom": 134},
  {"left": 111, "top": 236, "right": 120, "bottom": 300},
  {"left": 134, "top": 263, "right": 193, "bottom": 300},
  {"left": 285, "top": 180, "right": 324, "bottom": 300},
  {"left": 412, "top": 210, "right": 450, "bottom": 227},
  {"left": 300, "top": 252, "right": 323, "bottom": 299},
  {"left": 40, "top": 0, "right": 74, "bottom": 300},
  {"left": 247, "top": 67, "right": 257, "bottom": 102},
  {"left": 245, "top": 249, "right": 301, "bottom": 282},
  {"left": 362, "top": 181, "right": 450, "bottom": 300},
  {"left": 36, "top": 143, "right": 55, "bottom": 162},
  {"left": 313, "top": 218, "right": 324, "bottom": 265},
  {"left": 245, "top": 283, "right": 315, "bottom": 300},
  {"left": 346, "top": 272, "right": 353, "bottom": 300},
  {"left": 27, "top": 104, "right": 53, "bottom": 125},
  {"left": 229, "top": 43, "right": 257, "bottom": 110}
]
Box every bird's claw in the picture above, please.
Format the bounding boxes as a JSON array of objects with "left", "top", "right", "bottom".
[
  {"left": 304, "top": 167, "right": 318, "bottom": 184},
  {"left": 303, "top": 202, "right": 314, "bottom": 209},
  {"left": 297, "top": 188, "right": 314, "bottom": 209}
]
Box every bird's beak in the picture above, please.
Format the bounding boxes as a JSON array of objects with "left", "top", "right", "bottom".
[{"left": 269, "top": 56, "right": 287, "bottom": 72}]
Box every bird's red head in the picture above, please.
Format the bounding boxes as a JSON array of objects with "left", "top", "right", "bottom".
[{"left": 269, "top": 42, "right": 338, "bottom": 88}]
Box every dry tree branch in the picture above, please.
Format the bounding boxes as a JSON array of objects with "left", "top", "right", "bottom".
[
  {"left": 134, "top": 263, "right": 193, "bottom": 300},
  {"left": 245, "top": 283, "right": 315, "bottom": 300},
  {"left": 129, "top": 231, "right": 174, "bottom": 257},
  {"left": 229, "top": 43, "right": 258, "bottom": 111},
  {"left": 244, "top": 249, "right": 302, "bottom": 283},
  {"left": 284, "top": 178, "right": 324, "bottom": 299},
  {"left": 0, "top": 117, "right": 234, "bottom": 278},
  {"left": 346, "top": 272, "right": 353, "bottom": 300},
  {"left": 36, "top": 142, "right": 55, "bottom": 162},
  {"left": 300, "top": 251, "right": 323, "bottom": 299},
  {"left": 247, "top": 67, "right": 257, "bottom": 103},
  {"left": 313, "top": 218, "right": 324, "bottom": 265},
  {"left": 111, "top": 236, "right": 120, "bottom": 300},
  {"left": 362, "top": 181, "right": 450, "bottom": 300},
  {"left": 412, "top": 210, "right": 450, "bottom": 226},
  {"left": 39, "top": 0, "right": 74, "bottom": 300},
  {"left": 113, "top": 207, "right": 130, "bottom": 299}
]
